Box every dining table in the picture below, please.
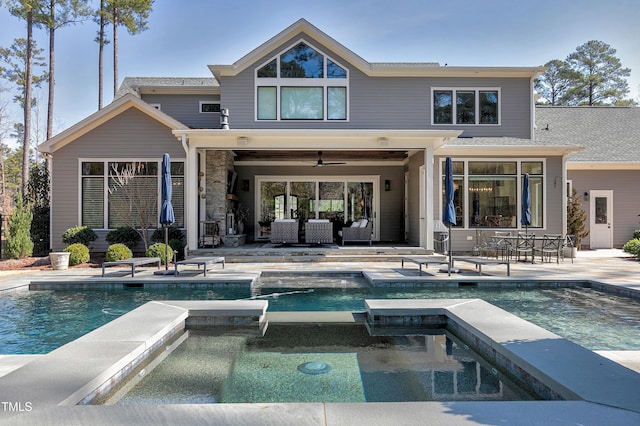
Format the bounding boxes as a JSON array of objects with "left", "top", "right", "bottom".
[{"left": 490, "top": 234, "right": 563, "bottom": 263}]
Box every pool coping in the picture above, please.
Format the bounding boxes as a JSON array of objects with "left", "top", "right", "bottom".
[{"left": 0, "top": 299, "right": 639, "bottom": 424}]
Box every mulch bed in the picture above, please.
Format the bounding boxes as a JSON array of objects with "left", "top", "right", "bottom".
[{"left": 0, "top": 255, "right": 104, "bottom": 271}]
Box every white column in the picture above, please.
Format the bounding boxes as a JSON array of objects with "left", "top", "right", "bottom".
[
  {"left": 424, "top": 147, "right": 434, "bottom": 250},
  {"left": 562, "top": 154, "right": 568, "bottom": 237},
  {"left": 185, "top": 139, "right": 199, "bottom": 251}
]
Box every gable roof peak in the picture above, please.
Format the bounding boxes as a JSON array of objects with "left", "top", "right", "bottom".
[{"left": 209, "top": 19, "right": 544, "bottom": 79}]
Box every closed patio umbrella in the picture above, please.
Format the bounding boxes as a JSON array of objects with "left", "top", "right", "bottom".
[
  {"left": 521, "top": 173, "right": 532, "bottom": 234},
  {"left": 443, "top": 157, "right": 457, "bottom": 276},
  {"left": 155, "top": 153, "right": 175, "bottom": 275}
]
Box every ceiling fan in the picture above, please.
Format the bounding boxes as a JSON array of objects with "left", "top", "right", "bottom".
[{"left": 313, "top": 151, "right": 346, "bottom": 167}]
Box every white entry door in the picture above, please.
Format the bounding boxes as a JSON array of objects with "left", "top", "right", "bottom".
[{"left": 589, "top": 190, "right": 613, "bottom": 249}]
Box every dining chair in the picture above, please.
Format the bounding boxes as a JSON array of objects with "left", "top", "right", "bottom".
[
  {"left": 488, "top": 231, "right": 512, "bottom": 260},
  {"left": 514, "top": 233, "right": 535, "bottom": 263},
  {"left": 563, "top": 234, "right": 577, "bottom": 263},
  {"left": 536, "top": 234, "right": 563, "bottom": 263}
]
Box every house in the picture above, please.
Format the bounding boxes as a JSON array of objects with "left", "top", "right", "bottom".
[
  {"left": 536, "top": 106, "right": 640, "bottom": 249},
  {"left": 40, "top": 19, "right": 580, "bottom": 253}
]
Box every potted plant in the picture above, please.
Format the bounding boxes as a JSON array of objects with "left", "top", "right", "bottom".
[
  {"left": 566, "top": 189, "right": 589, "bottom": 257},
  {"left": 258, "top": 212, "right": 273, "bottom": 227},
  {"left": 234, "top": 204, "right": 249, "bottom": 234}
]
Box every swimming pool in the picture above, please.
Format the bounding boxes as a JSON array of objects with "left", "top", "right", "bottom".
[
  {"left": 113, "top": 325, "right": 536, "bottom": 404},
  {"left": 1, "top": 282, "right": 639, "bottom": 354}
]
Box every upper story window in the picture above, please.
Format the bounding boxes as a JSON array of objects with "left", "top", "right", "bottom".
[
  {"left": 200, "top": 101, "right": 221, "bottom": 113},
  {"left": 256, "top": 41, "right": 348, "bottom": 121},
  {"left": 432, "top": 88, "right": 500, "bottom": 125}
]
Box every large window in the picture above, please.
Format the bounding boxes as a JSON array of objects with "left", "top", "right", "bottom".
[
  {"left": 256, "top": 41, "right": 348, "bottom": 121},
  {"left": 433, "top": 88, "right": 500, "bottom": 125},
  {"left": 80, "top": 160, "right": 185, "bottom": 229},
  {"left": 441, "top": 160, "right": 543, "bottom": 229}
]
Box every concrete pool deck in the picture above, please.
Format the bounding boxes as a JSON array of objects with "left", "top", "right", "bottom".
[{"left": 1, "top": 248, "right": 640, "bottom": 425}]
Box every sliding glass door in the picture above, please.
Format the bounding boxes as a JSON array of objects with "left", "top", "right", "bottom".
[{"left": 256, "top": 176, "right": 378, "bottom": 240}]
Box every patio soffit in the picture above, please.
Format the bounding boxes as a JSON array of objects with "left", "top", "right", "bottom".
[{"left": 172, "top": 129, "right": 462, "bottom": 150}]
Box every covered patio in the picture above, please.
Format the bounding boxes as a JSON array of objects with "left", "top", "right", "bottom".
[{"left": 173, "top": 128, "right": 462, "bottom": 253}]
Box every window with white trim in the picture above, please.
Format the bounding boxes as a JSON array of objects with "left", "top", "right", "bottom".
[
  {"left": 441, "top": 159, "right": 543, "bottom": 229},
  {"left": 80, "top": 160, "right": 184, "bottom": 229},
  {"left": 255, "top": 41, "right": 348, "bottom": 121},
  {"left": 432, "top": 88, "right": 500, "bottom": 125}
]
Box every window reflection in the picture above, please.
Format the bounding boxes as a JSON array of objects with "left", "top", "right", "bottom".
[
  {"left": 434, "top": 90, "right": 452, "bottom": 124},
  {"left": 280, "top": 43, "right": 323, "bottom": 78},
  {"left": 446, "top": 160, "right": 545, "bottom": 229}
]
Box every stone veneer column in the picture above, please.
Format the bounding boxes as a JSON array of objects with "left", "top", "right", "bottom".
[{"left": 205, "top": 150, "right": 235, "bottom": 237}]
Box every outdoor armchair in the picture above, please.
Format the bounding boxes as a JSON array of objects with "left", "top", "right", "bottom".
[
  {"left": 305, "top": 219, "right": 333, "bottom": 244},
  {"left": 270, "top": 219, "right": 299, "bottom": 244}
]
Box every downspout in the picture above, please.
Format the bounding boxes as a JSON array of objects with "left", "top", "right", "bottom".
[
  {"left": 43, "top": 152, "right": 53, "bottom": 252},
  {"left": 530, "top": 76, "right": 536, "bottom": 140},
  {"left": 180, "top": 133, "right": 188, "bottom": 154}
]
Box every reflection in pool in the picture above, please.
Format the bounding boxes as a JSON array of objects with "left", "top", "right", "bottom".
[{"left": 114, "top": 325, "right": 536, "bottom": 405}]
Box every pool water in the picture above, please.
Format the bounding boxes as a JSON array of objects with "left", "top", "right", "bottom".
[
  {"left": 114, "top": 325, "right": 536, "bottom": 404},
  {"left": 1, "top": 283, "right": 639, "bottom": 354}
]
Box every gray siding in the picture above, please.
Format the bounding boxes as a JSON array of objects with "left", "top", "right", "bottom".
[
  {"left": 141, "top": 94, "right": 221, "bottom": 129},
  {"left": 234, "top": 164, "right": 404, "bottom": 242},
  {"left": 568, "top": 170, "right": 640, "bottom": 248},
  {"left": 216, "top": 33, "right": 532, "bottom": 137},
  {"left": 51, "top": 108, "right": 185, "bottom": 251}
]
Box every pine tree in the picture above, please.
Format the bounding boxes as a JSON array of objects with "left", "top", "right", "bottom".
[
  {"left": 565, "top": 40, "right": 631, "bottom": 106},
  {"left": 567, "top": 189, "right": 589, "bottom": 249},
  {"left": 535, "top": 59, "right": 579, "bottom": 105}
]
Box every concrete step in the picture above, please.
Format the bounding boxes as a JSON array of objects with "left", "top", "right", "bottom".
[{"left": 187, "top": 245, "right": 435, "bottom": 263}]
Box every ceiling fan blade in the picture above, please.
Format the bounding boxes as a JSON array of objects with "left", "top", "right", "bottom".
[{"left": 313, "top": 151, "right": 345, "bottom": 166}]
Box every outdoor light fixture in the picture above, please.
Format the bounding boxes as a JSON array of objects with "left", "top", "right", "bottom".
[
  {"left": 384, "top": 179, "right": 391, "bottom": 191},
  {"left": 237, "top": 137, "right": 248, "bottom": 145},
  {"left": 378, "top": 137, "right": 389, "bottom": 146}
]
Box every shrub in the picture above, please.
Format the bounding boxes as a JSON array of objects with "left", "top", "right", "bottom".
[
  {"left": 62, "top": 226, "right": 97, "bottom": 246},
  {"left": 30, "top": 206, "right": 50, "bottom": 256},
  {"left": 106, "top": 227, "right": 141, "bottom": 249},
  {"left": 105, "top": 243, "right": 133, "bottom": 262},
  {"left": 5, "top": 199, "right": 34, "bottom": 259},
  {"left": 146, "top": 243, "right": 173, "bottom": 265},
  {"left": 622, "top": 239, "right": 640, "bottom": 258},
  {"left": 566, "top": 189, "right": 588, "bottom": 250},
  {"left": 63, "top": 243, "right": 90, "bottom": 266},
  {"left": 151, "top": 225, "right": 184, "bottom": 243},
  {"left": 168, "top": 238, "right": 185, "bottom": 261},
  {"left": 633, "top": 230, "right": 640, "bottom": 240}
]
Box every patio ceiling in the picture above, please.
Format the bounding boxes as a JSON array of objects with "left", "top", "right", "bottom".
[{"left": 232, "top": 150, "right": 408, "bottom": 162}]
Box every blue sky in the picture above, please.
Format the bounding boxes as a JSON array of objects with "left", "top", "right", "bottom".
[{"left": 1, "top": 0, "right": 639, "bottom": 144}]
